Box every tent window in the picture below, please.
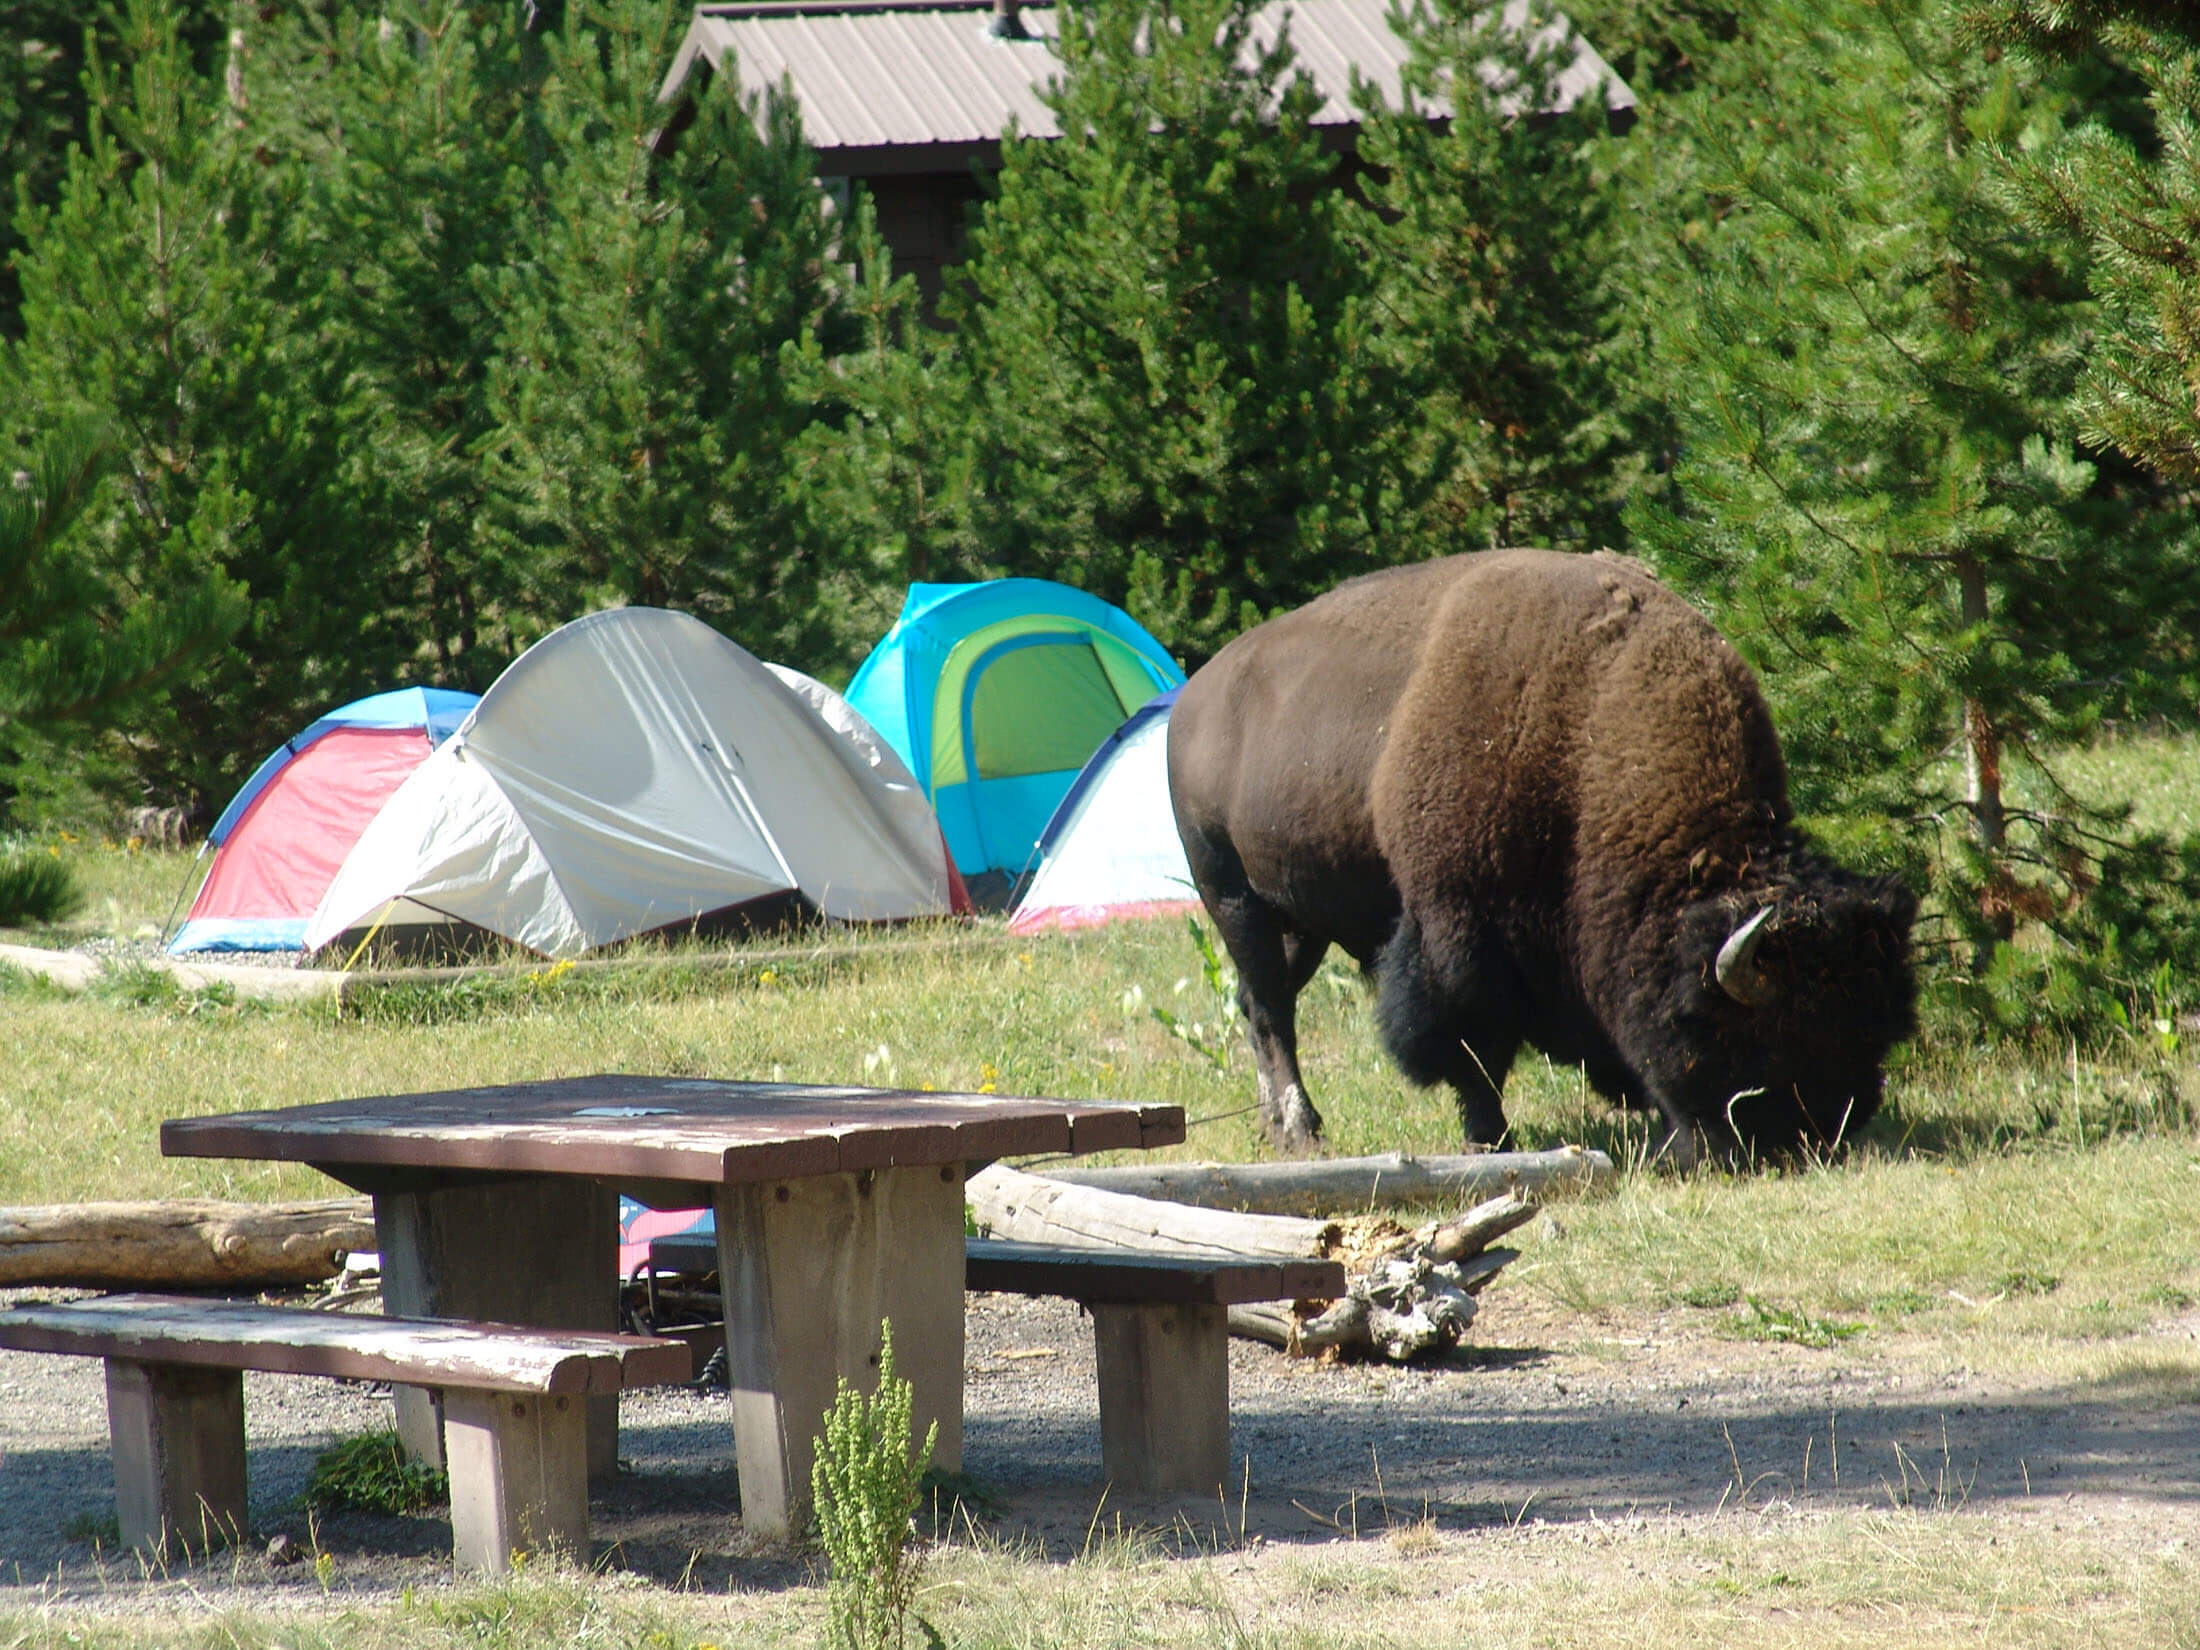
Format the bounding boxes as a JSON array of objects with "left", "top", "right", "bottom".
[{"left": 968, "top": 638, "right": 1134, "bottom": 780}]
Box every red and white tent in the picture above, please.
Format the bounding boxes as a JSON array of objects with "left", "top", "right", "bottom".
[{"left": 170, "top": 688, "right": 477, "bottom": 953}]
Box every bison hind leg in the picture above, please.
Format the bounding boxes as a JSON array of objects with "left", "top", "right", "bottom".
[{"left": 1375, "top": 911, "right": 1521, "bottom": 1147}]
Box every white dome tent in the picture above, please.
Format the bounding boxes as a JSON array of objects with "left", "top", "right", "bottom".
[
  {"left": 305, "top": 609, "right": 960, "bottom": 957},
  {"left": 1008, "top": 688, "right": 1200, "bottom": 934}
]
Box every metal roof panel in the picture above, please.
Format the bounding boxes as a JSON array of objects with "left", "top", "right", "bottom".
[{"left": 664, "top": 0, "right": 1632, "bottom": 164}]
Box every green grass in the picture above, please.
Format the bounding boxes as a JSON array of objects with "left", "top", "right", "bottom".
[
  {"left": 2045, "top": 729, "right": 2200, "bottom": 839},
  {"left": 1721, "top": 1295, "right": 1868, "bottom": 1348},
  {"left": 0, "top": 1514, "right": 2195, "bottom": 1648},
  {"left": 2, "top": 906, "right": 2195, "bottom": 1345}
]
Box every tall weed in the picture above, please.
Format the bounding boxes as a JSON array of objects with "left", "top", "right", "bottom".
[{"left": 813, "top": 1321, "right": 939, "bottom": 1650}]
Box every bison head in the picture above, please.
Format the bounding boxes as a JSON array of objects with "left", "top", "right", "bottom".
[{"left": 1645, "top": 859, "right": 1919, "bottom": 1166}]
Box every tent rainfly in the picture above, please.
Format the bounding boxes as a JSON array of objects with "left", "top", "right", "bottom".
[
  {"left": 1008, "top": 688, "right": 1201, "bottom": 934},
  {"left": 170, "top": 687, "right": 479, "bottom": 954},
  {"left": 304, "top": 608, "right": 960, "bottom": 957},
  {"left": 843, "top": 580, "right": 1184, "bottom": 885}
]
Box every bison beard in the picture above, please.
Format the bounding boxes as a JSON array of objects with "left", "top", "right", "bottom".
[{"left": 1167, "top": 550, "right": 1918, "bottom": 1167}]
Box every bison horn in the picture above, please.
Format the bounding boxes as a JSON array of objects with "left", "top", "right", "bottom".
[{"left": 1714, "top": 907, "right": 1776, "bottom": 1006}]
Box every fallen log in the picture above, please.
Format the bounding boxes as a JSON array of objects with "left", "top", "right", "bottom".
[
  {"left": 1040, "top": 1146, "right": 1612, "bottom": 1215},
  {"left": 965, "top": 1164, "right": 1336, "bottom": 1259},
  {"left": 0, "top": 1198, "right": 375, "bottom": 1290},
  {"left": 969, "top": 1168, "right": 1541, "bottom": 1364},
  {"left": 1427, "top": 1193, "right": 1541, "bottom": 1263},
  {"left": 1228, "top": 1298, "right": 1381, "bottom": 1353}
]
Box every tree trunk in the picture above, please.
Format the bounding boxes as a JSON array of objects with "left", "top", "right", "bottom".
[
  {"left": 1041, "top": 1147, "right": 1611, "bottom": 1216},
  {"left": 0, "top": 1199, "right": 375, "bottom": 1290},
  {"left": 1957, "top": 553, "right": 2011, "bottom": 949}
]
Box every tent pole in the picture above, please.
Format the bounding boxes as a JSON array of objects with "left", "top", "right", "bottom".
[
  {"left": 156, "top": 841, "right": 212, "bottom": 951},
  {"left": 338, "top": 898, "right": 402, "bottom": 977}
]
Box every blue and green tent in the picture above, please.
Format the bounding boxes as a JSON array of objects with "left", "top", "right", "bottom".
[{"left": 844, "top": 581, "right": 1184, "bottom": 881}]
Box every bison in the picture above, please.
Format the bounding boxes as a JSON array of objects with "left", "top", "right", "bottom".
[{"left": 1166, "top": 549, "right": 1917, "bottom": 1166}]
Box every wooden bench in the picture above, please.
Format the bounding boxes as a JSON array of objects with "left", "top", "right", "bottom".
[
  {"left": 650, "top": 1235, "right": 1347, "bottom": 1496},
  {"left": 0, "top": 1294, "right": 690, "bottom": 1571}
]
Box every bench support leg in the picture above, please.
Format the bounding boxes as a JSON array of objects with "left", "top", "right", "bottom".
[
  {"left": 716, "top": 1163, "right": 965, "bottom": 1537},
  {"left": 1092, "top": 1302, "right": 1230, "bottom": 1495},
  {"left": 105, "top": 1359, "right": 248, "bottom": 1554},
  {"left": 443, "top": 1387, "right": 589, "bottom": 1574},
  {"left": 376, "top": 1179, "right": 621, "bottom": 1482}
]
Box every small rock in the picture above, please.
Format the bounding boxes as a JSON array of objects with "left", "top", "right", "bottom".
[{"left": 266, "top": 1531, "right": 303, "bottom": 1568}]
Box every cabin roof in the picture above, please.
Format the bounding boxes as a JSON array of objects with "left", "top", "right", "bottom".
[{"left": 660, "top": 0, "right": 1635, "bottom": 174}]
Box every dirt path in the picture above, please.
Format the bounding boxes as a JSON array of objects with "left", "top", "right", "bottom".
[{"left": 2, "top": 1286, "right": 2196, "bottom": 1608}]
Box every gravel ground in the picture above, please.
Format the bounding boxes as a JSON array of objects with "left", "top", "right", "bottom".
[
  {"left": 3, "top": 1281, "right": 2197, "bottom": 1610},
  {"left": 8, "top": 937, "right": 301, "bottom": 967}
]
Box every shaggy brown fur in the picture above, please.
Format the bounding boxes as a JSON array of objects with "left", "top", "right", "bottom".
[{"left": 1167, "top": 550, "right": 1917, "bottom": 1164}]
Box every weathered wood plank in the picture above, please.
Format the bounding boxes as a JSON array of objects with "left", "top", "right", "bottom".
[
  {"left": 0, "top": 1198, "right": 373, "bottom": 1289},
  {"left": 444, "top": 1387, "right": 590, "bottom": 1573},
  {"left": 1042, "top": 1148, "right": 1613, "bottom": 1215},
  {"left": 162, "top": 1076, "right": 1184, "bottom": 1186},
  {"left": 717, "top": 1163, "right": 966, "bottom": 1536},
  {"left": 105, "top": 1359, "right": 248, "bottom": 1554},
  {"left": 0, "top": 1295, "right": 689, "bottom": 1394},
  {"left": 965, "top": 1164, "right": 1336, "bottom": 1259},
  {"left": 1093, "top": 1303, "right": 1230, "bottom": 1495},
  {"left": 1426, "top": 1194, "right": 1542, "bottom": 1262},
  {"left": 966, "top": 1239, "right": 1344, "bottom": 1307},
  {"left": 376, "top": 1179, "right": 623, "bottom": 1478}
]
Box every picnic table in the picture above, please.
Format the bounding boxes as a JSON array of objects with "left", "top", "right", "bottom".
[{"left": 162, "top": 1074, "right": 1184, "bottom": 1533}]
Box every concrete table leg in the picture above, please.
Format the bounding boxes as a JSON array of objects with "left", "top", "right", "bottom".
[
  {"left": 715, "top": 1162, "right": 965, "bottom": 1536},
  {"left": 375, "top": 1178, "right": 621, "bottom": 1480},
  {"left": 104, "top": 1359, "right": 249, "bottom": 1554},
  {"left": 1092, "top": 1302, "right": 1230, "bottom": 1495},
  {"left": 443, "top": 1387, "right": 589, "bottom": 1573}
]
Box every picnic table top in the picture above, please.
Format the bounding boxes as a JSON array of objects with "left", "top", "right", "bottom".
[{"left": 160, "top": 1073, "right": 1186, "bottom": 1187}]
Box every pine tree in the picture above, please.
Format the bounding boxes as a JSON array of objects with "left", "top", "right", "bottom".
[
  {"left": 1562, "top": 0, "right": 1742, "bottom": 99},
  {"left": 1634, "top": 0, "right": 2200, "bottom": 1034},
  {"left": 0, "top": 418, "right": 240, "bottom": 736},
  {"left": 0, "top": 1, "right": 229, "bottom": 340},
  {"left": 262, "top": 0, "right": 551, "bottom": 681},
  {"left": 1355, "top": 0, "right": 1643, "bottom": 553},
  {"left": 1997, "top": 8, "right": 2200, "bottom": 484},
  {"left": 788, "top": 203, "right": 985, "bottom": 653},
  {"left": 1981, "top": 0, "right": 2200, "bottom": 55},
  {"left": 6, "top": 0, "right": 363, "bottom": 810},
  {"left": 485, "top": 0, "right": 855, "bottom": 664},
  {"left": 945, "top": 0, "right": 1430, "bottom": 663}
]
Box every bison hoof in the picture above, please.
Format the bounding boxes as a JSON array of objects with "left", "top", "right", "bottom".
[
  {"left": 1648, "top": 1125, "right": 1715, "bottom": 1172},
  {"left": 1272, "top": 1087, "right": 1324, "bottom": 1157}
]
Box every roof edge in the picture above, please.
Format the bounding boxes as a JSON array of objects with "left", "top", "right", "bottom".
[{"left": 698, "top": 0, "right": 999, "bottom": 14}]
